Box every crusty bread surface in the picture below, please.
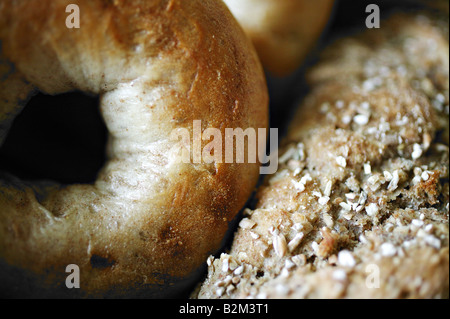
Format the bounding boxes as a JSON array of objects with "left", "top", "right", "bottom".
[{"left": 194, "top": 12, "right": 449, "bottom": 299}]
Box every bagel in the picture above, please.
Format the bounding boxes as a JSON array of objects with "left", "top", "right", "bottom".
[
  {"left": 0, "top": 0, "right": 268, "bottom": 298},
  {"left": 194, "top": 12, "right": 449, "bottom": 299},
  {"left": 224, "top": 0, "right": 335, "bottom": 76}
]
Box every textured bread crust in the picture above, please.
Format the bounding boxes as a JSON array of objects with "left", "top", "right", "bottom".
[
  {"left": 0, "top": 0, "right": 268, "bottom": 297},
  {"left": 194, "top": 13, "right": 449, "bottom": 299},
  {"left": 224, "top": 0, "right": 335, "bottom": 76}
]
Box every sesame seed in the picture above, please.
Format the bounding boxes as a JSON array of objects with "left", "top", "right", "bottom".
[
  {"left": 358, "top": 191, "right": 367, "bottom": 206},
  {"left": 292, "top": 223, "right": 304, "bottom": 232},
  {"left": 342, "top": 115, "right": 352, "bottom": 125},
  {"left": 412, "top": 219, "right": 424, "bottom": 227},
  {"left": 239, "top": 218, "right": 256, "bottom": 229},
  {"left": 234, "top": 265, "right": 244, "bottom": 275},
  {"left": 338, "top": 250, "right": 356, "bottom": 267},
  {"left": 403, "top": 240, "right": 415, "bottom": 249},
  {"left": 383, "top": 171, "right": 393, "bottom": 182},
  {"left": 362, "top": 101, "right": 371, "bottom": 109},
  {"left": 292, "top": 254, "right": 306, "bottom": 267},
  {"left": 222, "top": 258, "right": 229, "bottom": 273},
  {"left": 336, "top": 100, "right": 345, "bottom": 108},
  {"left": 354, "top": 114, "right": 369, "bottom": 125},
  {"left": 336, "top": 156, "right": 347, "bottom": 168},
  {"left": 255, "top": 292, "right": 267, "bottom": 299},
  {"left": 273, "top": 232, "right": 288, "bottom": 258},
  {"left": 285, "top": 259, "right": 295, "bottom": 270},
  {"left": 368, "top": 175, "right": 379, "bottom": 185},
  {"left": 435, "top": 143, "right": 448, "bottom": 152},
  {"left": 288, "top": 232, "right": 304, "bottom": 252},
  {"left": 412, "top": 175, "right": 422, "bottom": 185},
  {"left": 363, "top": 79, "right": 376, "bottom": 91},
  {"left": 396, "top": 115, "right": 409, "bottom": 126},
  {"left": 223, "top": 275, "right": 232, "bottom": 286},
  {"left": 365, "top": 203, "right": 379, "bottom": 217},
  {"left": 275, "top": 284, "right": 289, "bottom": 295},
  {"left": 423, "top": 133, "right": 432, "bottom": 150},
  {"left": 387, "top": 170, "right": 400, "bottom": 191},
  {"left": 216, "top": 287, "right": 225, "bottom": 297},
  {"left": 324, "top": 180, "right": 333, "bottom": 197},
  {"left": 297, "top": 143, "right": 306, "bottom": 161},
  {"left": 364, "top": 163, "right": 372, "bottom": 175},
  {"left": 380, "top": 242, "right": 397, "bottom": 257},
  {"left": 237, "top": 252, "right": 248, "bottom": 260},
  {"left": 226, "top": 285, "right": 235, "bottom": 294},
  {"left": 342, "top": 212, "right": 353, "bottom": 220},
  {"left": 332, "top": 269, "right": 347, "bottom": 281},
  {"left": 412, "top": 143, "right": 423, "bottom": 160},
  {"left": 319, "top": 196, "right": 330, "bottom": 206},
  {"left": 345, "top": 193, "right": 357, "bottom": 200},
  {"left": 378, "top": 120, "right": 390, "bottom": 132},
  {"left": 279, "top": 147, "right": 296, "bottom": 164},
  {"left": 323, "top": 213, "right": 334, "bottom": 228},
  {"left": 359, "top": 234, "right": 369, "bottom": 244},
  {"left": 340, "top": 202, "right": 352, "bottom": 211},
  {"left": 292, "top": 180, "right": 306, "bottom": 193},
  {"left": 312, "top": 191, "right": 322, "bottom": 198},
  {"left": 320, "top": 102, "right": 330, "bottom": 113},
  {"left": 300, "top": 173, "right": 312, "bottom": 185},
  {"left": 424, "top": 235, "right": 441, "bottom": 249},
  {"left": 414, "top": 167, "right": 422, "bottom": 176},
  {"left": 245, "top": 208, "right": 256, "bottom": 217},
  {"left": 249, "top": 231, "right": 260, "bottom": 239},
  {"left": 385, "top": 223, "right": 394, "bottom": 232},
  {"left": 436, "top": 93, "right": 445, "bottom": 103},
  {"left": 421, "top": 171, "right": 430, "bottom": 181}
]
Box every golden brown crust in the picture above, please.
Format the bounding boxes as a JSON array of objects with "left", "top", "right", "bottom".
[
  {"left": 224, "top": 0, "right": 335, "bottom": 76},
  {"left": 0, "top": 0, "right": 268, "bottom": 297},
  {"left": 194, "top": 13, "right": 449, "bottom": 299}
]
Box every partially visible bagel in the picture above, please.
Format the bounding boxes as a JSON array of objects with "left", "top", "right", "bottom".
[
  {"left": 224, "top": 0, "right": 335, "bottom": 76},
  {"left": 0, "top": 0, "right": 268, "bottom": 298},
  {"left": 194, "top": 12, "right": 449, "bottom": 299}
]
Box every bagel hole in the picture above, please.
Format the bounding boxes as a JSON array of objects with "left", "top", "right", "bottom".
[{"left": 0, "top": 92, "right": 107, "bottom": 184}]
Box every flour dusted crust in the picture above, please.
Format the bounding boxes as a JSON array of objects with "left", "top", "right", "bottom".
[
  {"left": 194, "top": 13, "right": 449, "bottom": 299},
  {"left": 0, "top": 0, "right": 268, "bottom": 297}
]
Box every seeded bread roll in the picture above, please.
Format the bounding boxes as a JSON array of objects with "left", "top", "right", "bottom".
[{"left": 194, "top": 13, "right": 449, "bottom": 299}]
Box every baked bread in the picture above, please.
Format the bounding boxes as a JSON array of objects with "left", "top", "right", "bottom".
[
  {"left": 0, "top": 0, "right": 268, "bottom": 298},
  {"left": 194, "top": 12, "right": 449, "bottom": 299},
  {"left": 224, "top": 0, "right": 335, "bottom": 76}
]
